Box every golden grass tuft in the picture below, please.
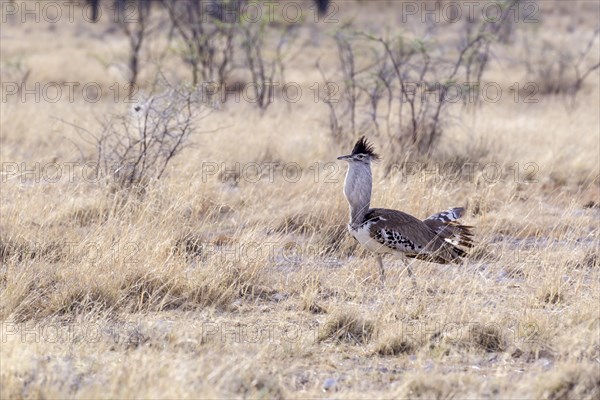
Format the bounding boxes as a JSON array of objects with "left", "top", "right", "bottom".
[
  {"left": 228, "top": 375, "right": 285, "bottom": 400},
  {"left": 68, "top": 205, "right": 110, "bottom": 227},
  {"left": 1, "top": 262, "right": 71, "bottom": 320},
  {"left": 400, "top": 374, "right": 468, "bottom": 399},
  {"left": 120, "top": 271, "right": 188, "bottom": 312},
  {"left": 374, "top": 336, "right": 416, "bottom": 356},
  {"left": 318, "top": 310, "right": 376, "bottom": 344},
  {"left": 0, "top": 237, "right": 63, "bottom": 263},
  {"left": 536, "top": 365, "right": 600, "bottom": 400},
  {"left": 465, "top": 324, "right": 507, "bottom": 353},
  {"left": 537, "top": 286, "right": 565, "bottom": 306},
  {"left": 51, "top": 284, "right": 116, "bottom": 317}
]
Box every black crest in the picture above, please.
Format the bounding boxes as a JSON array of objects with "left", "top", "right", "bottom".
[{"left": 351, "top": 137, "right": 380, "bottom": 160}]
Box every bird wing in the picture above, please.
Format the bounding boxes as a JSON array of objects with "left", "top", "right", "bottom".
[
  {"left": 365, "top": 208, "right": 468, "bottom": 263},
  {"left": 365, "top": 208, "right": 445, "bottom": 253}
]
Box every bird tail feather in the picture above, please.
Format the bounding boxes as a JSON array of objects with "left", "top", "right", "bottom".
[{"left": 414, "top": 207, "right": 474, "bottom": 263}]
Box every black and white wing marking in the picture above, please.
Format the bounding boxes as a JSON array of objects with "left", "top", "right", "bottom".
[{"left": 425, "top": 207, "right": 465, "bottom": 224}]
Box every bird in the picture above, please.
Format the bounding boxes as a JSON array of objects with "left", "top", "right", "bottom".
[{"left": 337, "top": 137, "right": 474, "bottom": 285}]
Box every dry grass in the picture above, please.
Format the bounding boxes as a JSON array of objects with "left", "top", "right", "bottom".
[{"left": 1, "top": 1, "right": 599, "bottom": 398}]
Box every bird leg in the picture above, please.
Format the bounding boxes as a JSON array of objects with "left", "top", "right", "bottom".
[
  {"left": 406, "top": 264, "right": 414, "bottom": 278},
  {"left": 402, "top": 257, "right": 418, "bottom": 289},
  {"left": 376, "top": 255, "right": 385, "bottom": 287}
]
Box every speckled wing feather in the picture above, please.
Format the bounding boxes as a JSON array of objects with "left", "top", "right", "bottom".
[
  {"left": 365, "top": 208, "right": 455, "bottom": 262},
  {"left": 363, "top": 208, "right": 466, "bottom": 263}
]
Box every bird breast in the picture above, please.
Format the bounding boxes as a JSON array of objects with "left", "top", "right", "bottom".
[{"left": 349, "top": 222, "right": 394, "bottom": 254}]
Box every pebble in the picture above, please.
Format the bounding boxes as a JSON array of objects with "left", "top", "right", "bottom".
[{"left": 323, "top": 377, "right": 338, "bottom": 391}]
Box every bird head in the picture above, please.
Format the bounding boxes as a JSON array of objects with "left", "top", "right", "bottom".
[{"left": 337, "top": 136, "right": 380, "bottom": 164}]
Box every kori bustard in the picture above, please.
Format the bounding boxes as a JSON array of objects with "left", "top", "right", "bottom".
[{"left": 337, "top": 137, "right": 474, "bottom": 284}]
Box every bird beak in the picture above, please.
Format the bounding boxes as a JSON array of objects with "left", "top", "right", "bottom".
[{"left": 337, "top": 155, "right": 352, "bottom": 161}]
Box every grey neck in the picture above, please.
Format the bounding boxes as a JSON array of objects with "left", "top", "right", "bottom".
[{"left": 343, "top": 161, "right": 373, "bottom": 227}]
